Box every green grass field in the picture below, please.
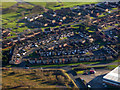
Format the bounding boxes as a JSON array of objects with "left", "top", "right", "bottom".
[
  {"left": 7, "top": 35, "right": 17, "bottom": 39},
  {"left": 98, "top": 14, "right": 105, "bottom": 18},
  {"left": 29, "top": 61, "right": 102, "bottom": 68},
  {"left": 73, "top": 64, "right": 119, "bottom": 72},
  {"left": 26, "top": 2, "right": 98, "bottom": 10},
  {"left": 76, "top": 71, "right": 84, "bottom": 74},
  {"left": 2, "top": 3, "right": 33, "bottom": 38},
  {"left": 2, "top": 12, "right": 27, "bottom": 39},
  {"left": 26, "top": 58, "right": 120, "bottom": 68},
  {"left": 106, "top": 65, "right": 118, "bottom": 70},
  {"left": 1, "top": 1, "right": 17, "bottom": 9}
]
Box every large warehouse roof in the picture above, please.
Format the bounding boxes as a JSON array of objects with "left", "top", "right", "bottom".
[{"left": 103, "top": 65, "right": 120, "bottom": 86}]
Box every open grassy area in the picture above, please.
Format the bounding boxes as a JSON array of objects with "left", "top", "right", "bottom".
[
  {"left": 6, "top": 35, "right": 17, "bottom": 39},
  {"left": 103, "top": 25, "right": 112, "bottom": 30},
  {"left": 112, "top": 7, "right": 118, "bottom": 10},
  {"left": 29, "top": 61, "right": 103, "bottom": 68},
  {"left": 26, "top": 2, "right": 47, "bottom": 7},
  {"left": 62, "top": 2, "right": 97, "bottom": 8},
  {"left": 24, "top": 58, "right": 120, "bottom": 68},
  {"left": 2, "top": 13, "right": 23, "bottom": 29},
  {"left": 2, "top": 68, "right": 74, "bottom": 89},
  {"left": 26, "top": 2, "right": 98, "bottom": 10},
  {"left": 98, "top": 14, "right": 105, "bottom": 18},
  {"left": 73, "top": 63, "right": 119, "bottom": 72},
  {"left": 2, "top": 4, "right": 34, "bottom": 38},
  {"left": 106, "top": 65, "right": 118, "bottom": 70},
  {"left": 112, "top": 59, "right": 120, "bottom": 63},
  {"left": 76, "top": 71, "right": 84, "bottom": 74},
  {"left": 30, "top": 63, "right": 77, "bottom": 68},
  {"left": 1, "top": 1, "right": 17, "bottom": 9},
  {"left": 87, "top": 30, "right": 95, "bottom": 33},
  {"left": 73, "top": 64, "right": 107, "bottom": 70}
]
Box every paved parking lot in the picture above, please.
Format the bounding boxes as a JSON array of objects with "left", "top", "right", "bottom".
[{"left": 77, "top": 69, "right": 111, "bottom": 88}]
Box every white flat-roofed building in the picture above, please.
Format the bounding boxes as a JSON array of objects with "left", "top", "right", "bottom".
[{"left": 103, "top": 65, "right": 120, "bottom": 88}]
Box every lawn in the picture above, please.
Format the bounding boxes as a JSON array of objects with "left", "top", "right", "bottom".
[
  {"left": 106, "top": 65, "right": 118, "bottom": 70},
  {"left": 1, "top": 1, "right": 34, "bottom": 9},
  {"left": 1, "top": 1, "right": 17, "bottom": 9},
  {"left": 88, "top": 65, "right": 107, "bottom": 68},
  {"left": 98, "top": 14, "right": 105, "bottom": 18},
  {"left": 87, "top": 30, "right": 95, "bottom": 33},
  {"left": 26, "top": 2, "right": 98, "bottom": 10},
  {"left": 24, "top": 2, "right": 58, "bottom": 10},
  {"left": 17, "top": 3, "right": 34, "bottom": 9},
  {"left": 2, "top": 12, "right": 22, "bottom": 28},
  {"left": 2, "top": 10, "right": 32, "bottom": 36},
  {"left": 73, "top": 63, "right": 119, "bottom": 71},
  {"left": 53, "top": 2, "right": 98, "bottom": 10},
  {"left": 27, "top": 2, "right": 47, "bottom": 7},
  {"left": 2, "top": 68, "right": 74, "bottom": 89},
  {"left": 62, "top": 2, "right": 97, "bottom": 8},
  {"left": 76, "top": 71, "right": 84, "bottom": 74},
  {"left": 73, "top": 64, "right": 107, "bottom": 71},
  {"left": 112, "top": 7, "right": 118, "bottom": 10},
  {"left": 29, "top": 61, "right": 101, "bottom": 68},
  {"left": 103, "top": 25, "right": 112, "bottom": 30},
  {"left": 112, "top": 59, "right": 120, "bottom": 63},
  {"left": 2, "top": 2, "right": 35, "bottom": 34},
  {"left": 7, "top": 35, "right": 17, "bottom": 39},
  {"left": 60, "top": 37, "right": 68, "bottom": 40}
]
